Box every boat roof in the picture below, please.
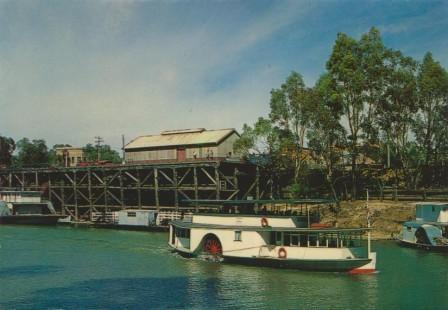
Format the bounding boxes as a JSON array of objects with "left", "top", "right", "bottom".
[
  {"left": 0, "top": 191, "right": 41, "bottom": 195},
  {"left": 404, "top": 221, "right": 448, "bottom": 228},
  {"left": 414, "top": 202, "right": 448, "bottom": 206},
  {"left": 171, "top": 220, "right": 370, "bottom": 233},
  {"left": 182, "top": 199, "right": 336, "bottom": 206}
]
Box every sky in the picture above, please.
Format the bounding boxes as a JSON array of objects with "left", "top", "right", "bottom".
[{"left": 1, "top": 0, "right": 447, "bottom": 151}]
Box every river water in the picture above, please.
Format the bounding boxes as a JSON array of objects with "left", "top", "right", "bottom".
[{"left": 0, "top": 225, "right": 447, "bottom": 309}]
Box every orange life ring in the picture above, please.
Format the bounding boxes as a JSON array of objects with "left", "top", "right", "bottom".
[
  {"left": 261, "top": 217, "right": 269, "bottom": 227},
  {"left": 278, "top": 247, "right": 287, "bottom": 259}
]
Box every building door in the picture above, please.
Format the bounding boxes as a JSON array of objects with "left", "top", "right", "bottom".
[{"left": 177, "top": 148, "right": 186, "bottom": 161}]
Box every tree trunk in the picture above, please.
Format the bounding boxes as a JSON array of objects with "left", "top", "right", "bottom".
[{"left": 351, "top": 151, "right": 357, "bottom": 200}]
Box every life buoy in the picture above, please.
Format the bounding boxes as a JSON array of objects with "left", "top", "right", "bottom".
[
  {"left": 278, "top": 247, "right": 287, "bottom": 259},
  {"left": 261, "top": 217, "right": 269, "bottom": 227}
]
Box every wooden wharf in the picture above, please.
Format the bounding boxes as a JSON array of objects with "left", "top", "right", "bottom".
[{"left": 0, "top": 160, "right": 267, "bottom": 221}]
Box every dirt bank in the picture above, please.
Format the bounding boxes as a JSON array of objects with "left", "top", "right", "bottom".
[{"left": 319, "top": 200, "right": 416, "bottom": 240}]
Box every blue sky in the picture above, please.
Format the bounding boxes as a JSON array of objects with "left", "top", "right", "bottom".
[{"left": 1, "top": 0, "right": 447, "bottom": 150}]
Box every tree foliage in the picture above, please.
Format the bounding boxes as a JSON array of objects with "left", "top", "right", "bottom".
[
  {"left": 14, "top": 138, "right": 50, "bottom": 168},
  {"left": 269, "top": 71, "right": 314, "bottom": 183},
  {"left": 0, "top": 135, "right": 15, "bottom": 167},
  {"left": 83, "top": 143, "right": 121, "bottom": 163},
  {"left": 236, "top": 26, "right": 448, "bottom": 199}
]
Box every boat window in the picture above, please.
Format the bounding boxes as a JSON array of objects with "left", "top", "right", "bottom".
[
  {"left": 291, "top": 235, "right": 299, "bottom": 246},
  {"left": 284, "top": 233, "right": 291, "bottom": 246},
  {"left": 270, "top": 232, "right": 276, "bottom": 245},
  {"left": 175, "top": 228, "right": 190, "bottom": 239},
  {"left": 318, "top": 234, "right": 328, "bottom": 247},
  {"left": 299, "top": 234, "right": 307, "bottom": 247},
  {"left": 328, "top": 235, "right": 338, "bottom": 248},
  {"left": 407, "top": 226, "right": 412, "bottom": 232},
  {"left": 276, "top": 232, "right": 283, "bottom": 246},
  {"left": 127, "top": 212, "right": 136, "bottom": 217},
  {"left": 308, "top": 234, "right": 317, "bottom": 247},
  {"left": 234, "top": 231, "right": 242, "bottom": 241}
]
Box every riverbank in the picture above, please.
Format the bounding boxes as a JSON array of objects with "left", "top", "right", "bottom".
[{"left": 320, "top": 200, "right": 416, "bottom": 240}]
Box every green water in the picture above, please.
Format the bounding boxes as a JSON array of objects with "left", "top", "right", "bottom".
[{"left": 0, "top": 225, "right": 447, "bottom": 309}]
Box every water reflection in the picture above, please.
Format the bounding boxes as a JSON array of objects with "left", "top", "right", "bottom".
[{"left": 182, "top": 256, "right": 381, "bottom": 309}]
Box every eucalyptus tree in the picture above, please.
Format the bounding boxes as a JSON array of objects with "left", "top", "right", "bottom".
[
  {"left": 359, "top": 27, "right": 387, "bottom": 144},
  {"left": 377, "top": 50, "right": 419, "bottom": 188},
  {"left": 269, "top": 71, "right": 314, "bottom": 183},
  {"left": 326, "top": 32, "right": 365, "bottom": 198},
  {"left": 433, "top": 104, "right": 448, "bottom": 186},
  {"left": 307, "top": 73, "right": 346, "bottom": 201},
  {"left": 414, "top": 52, "right": 448, "bottom": 184},
  {"left": 416, "top": 53, "right": 448, "bottom": 162}
]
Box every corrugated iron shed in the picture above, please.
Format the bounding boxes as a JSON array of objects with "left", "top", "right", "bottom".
[{"left": 125, "top": 128, "right": 238, "bottom": 150}]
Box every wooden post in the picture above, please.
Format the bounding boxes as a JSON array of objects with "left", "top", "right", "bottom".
[
  {"left": 21, "top": 171, "right": 25, "bottom": 191},
  {"left": 234, "top": 167, "right": 239, "bottom": 198},
  {"left": 137, "top": 168, "right": 142, "bottom": 209},
  {"left": 119, "top": 168, "right": 124, "bottom": 208},
  {"left": 73, "top": 171, "right": 78, "bottom": 221},
  {"left": 215, "top": 165, "right": 220, "bottom": 200},
  {"left": 193, "top": 166, "right": 198, "bottom": 212},
  {"left": 61, "top": 181, "right": 66, "bottom": 216},
  {"left": 103, "top": 169, "right": 108, "bottom": 213},
  {"left": 173, "top": 168, "right": 178, "bottom": 209},
  {"left": 35, "top": 171, "right": 39, "bottom": 191},
  {"left": 48, "top": 175, "right": 52, "bottom": 203},
  {"left": 88, "top": 169, "right": 93, "bottom": 221},
  {"left": 256, "top": 166, "right": 260, "bottom": 200},
  {"left": 154, "top": 168, "right": 159, "bottom": 210}
]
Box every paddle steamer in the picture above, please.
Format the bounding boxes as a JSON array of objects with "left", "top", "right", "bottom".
[{"left": 169, "top": 199, "right": 376, "bottom": 273}]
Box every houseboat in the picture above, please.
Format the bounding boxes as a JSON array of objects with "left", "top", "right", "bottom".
[
  {"left": 398, "top": 203, "right": 448, "bottom": 251},
  {"left": 0, "top": 190, "right": 63, "bottom": 225},
  {"left": 91, "top": 209, "right": 189, "bottom": 231},
  {"left": 169, "top": 199, "right": 376, "bottom": 273}
]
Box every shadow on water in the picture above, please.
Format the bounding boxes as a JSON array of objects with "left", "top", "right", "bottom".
[
  {"left": 0, "top": 265, "right": 63, "bottom": 277},
  {"left": 2, "top": 277, "right": 220, "bottom": 310}
]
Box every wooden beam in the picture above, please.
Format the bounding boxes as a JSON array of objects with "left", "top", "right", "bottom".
[{"left": 200, "top": 167, "right": 216, "bottom": 185}]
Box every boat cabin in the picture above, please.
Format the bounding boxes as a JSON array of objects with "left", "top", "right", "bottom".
[
  {"left": 0, "top": 191, "right": 42, "bottom": 204},
  {"left": 399, "top": 203, "right": 448, "bottom": 248},
  {"left": 115, "top": 209, "right": 157, "bottom": 227},
  {"left": 415, "top": 203, "right": 448, "bottom": 223},
  {"left": 11, "top": 202, "right": 56, "bottom": 215}
]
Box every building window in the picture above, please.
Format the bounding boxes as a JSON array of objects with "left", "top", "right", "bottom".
[
  {"left": 127, "top": 212, "right": 136, "bottom": 217},
  {"left": 234, "top": 231, "right": 242, "bottom": 241}
]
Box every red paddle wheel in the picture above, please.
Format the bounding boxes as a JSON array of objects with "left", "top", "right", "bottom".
[{"left": 203, "top": 235, "right": 223, "bottom": 256}]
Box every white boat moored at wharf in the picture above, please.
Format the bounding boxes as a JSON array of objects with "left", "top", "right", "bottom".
[
  {"left": 0, "top": 190, "right": 63, "bottom": 225},
  {"left": 169, "top": 199, "right": 376, "bottom": 273},
  {"left": 398, "top": 202, "right": 448, "bottom": 251}
]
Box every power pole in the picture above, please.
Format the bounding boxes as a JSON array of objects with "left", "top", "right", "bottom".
[{"left": 95, "top": 136, "right": 103, "bottom": 161}]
